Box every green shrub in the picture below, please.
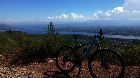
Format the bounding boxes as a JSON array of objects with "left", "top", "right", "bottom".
[{"left": 9, "top": 37, "right": 49, "bottom": 65}]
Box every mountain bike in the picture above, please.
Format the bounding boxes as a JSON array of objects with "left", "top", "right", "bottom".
[{"left": 56, "top": 29, "right": 125, "bottom": 78}]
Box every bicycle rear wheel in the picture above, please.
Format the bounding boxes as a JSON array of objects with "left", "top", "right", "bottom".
[
  {"left": 88, "top": 49, "right": 125, "bottom": 78},
  {"left": 56, "top": 45, "right": 77, "bottom": 73}
]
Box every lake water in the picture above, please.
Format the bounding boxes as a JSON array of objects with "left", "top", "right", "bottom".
[
  {"left": 2, "top": 25, "right": 140, "bottom": 40},
  {"left": 59, "top": 31, "right": 140, "bottom": 40}
]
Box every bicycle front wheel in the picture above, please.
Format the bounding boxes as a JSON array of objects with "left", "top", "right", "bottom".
[
  {"left": 56, "top": 45, "right": 77, "bottom": 73},
  {"left": 88, "top": 49, "right": 125, "bottom": 78}
]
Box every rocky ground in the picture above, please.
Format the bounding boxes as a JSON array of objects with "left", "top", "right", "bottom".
[{"left": 0, "top": 58, "right": 139, "bottom": 78}]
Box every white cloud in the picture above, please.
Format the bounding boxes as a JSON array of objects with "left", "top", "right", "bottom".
[
  {"left": 112, "top": 7, "right": 125, "bottom": 13},
  {"left": 2, "top": 0, "right": 140, "bottom": 22},
  {"left": 47, "top": 13, "right": 85, "bottom": 21},
  {"left": 91, "top": 7, "right": 125, "bottom": 20},
  {"left": 47, "top": 0, "right": 140, "bottom": 21},
  {"left": 123, "top": 0, "right": 140, "bottom": 11},
  {"left": 90, "top": 0, "right": 140, "bottom": 20}
]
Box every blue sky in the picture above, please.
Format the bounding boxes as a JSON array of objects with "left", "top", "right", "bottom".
[{"left": 0, "top": 0, "right": 140, "bottom": 23}]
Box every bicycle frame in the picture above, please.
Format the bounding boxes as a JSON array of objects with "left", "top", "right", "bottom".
[
  {"left": 58, "top": 29, "right": 105, "bottom": 67},
  {"left": 73, "top": 34, "right": 103, "bottom": 53}
]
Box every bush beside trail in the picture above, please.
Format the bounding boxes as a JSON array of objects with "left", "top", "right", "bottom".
[{"left": 0, "top": 32, "right": 140, "bottom": 66}]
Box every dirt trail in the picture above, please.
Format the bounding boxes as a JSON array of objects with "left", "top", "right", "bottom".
[{"left": 0, "top": 58, "right": 139, "bottom": 78}]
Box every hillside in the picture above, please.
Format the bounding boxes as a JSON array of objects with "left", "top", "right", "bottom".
[{"left": 0, "top": 31, "right": 139, "bottom": 78}]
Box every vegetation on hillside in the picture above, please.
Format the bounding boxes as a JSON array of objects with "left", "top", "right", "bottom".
[{"left": 0, "top": 23, "right": 139, "bottom": 66}]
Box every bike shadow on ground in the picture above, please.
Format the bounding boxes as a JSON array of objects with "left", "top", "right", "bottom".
[{"left": 43, "top": 70, "right": 71, "bottom": 78}]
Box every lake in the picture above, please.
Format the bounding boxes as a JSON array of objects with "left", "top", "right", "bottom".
[
  {"left": 2, "top": 25, "right": 140, "bottom": 40},
  {"left": 59, "top": 31, "right": 140, "bottom": 40}
]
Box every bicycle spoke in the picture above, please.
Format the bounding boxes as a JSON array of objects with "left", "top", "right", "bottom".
[
  {"left": 58, "top": 56, "right": 75, "bottom": 71},
  {"left": 88, "top": 49, "right": 125, "bottom": 78},
  {"left": 56, "top": 45, "right": 77, "bottom": 73}
]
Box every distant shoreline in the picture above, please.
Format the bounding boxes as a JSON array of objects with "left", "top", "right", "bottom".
[{"left": 57, "top": 31, "right": 140, "bottom": 40}]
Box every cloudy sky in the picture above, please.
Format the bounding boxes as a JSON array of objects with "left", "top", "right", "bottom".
[{"left": 0, "top": 0, "right": 140, "bottom": 23}]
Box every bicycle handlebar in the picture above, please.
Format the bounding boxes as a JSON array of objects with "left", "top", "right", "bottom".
[{"left": 94, "top": 28, "right": 104, "bottom": 41}]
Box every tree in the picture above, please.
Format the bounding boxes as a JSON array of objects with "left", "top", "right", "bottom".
[
  {"left": 0, "top": 24, "right": 8, "bottom": 32},
  {"left": 0, "top": 24, "right": 14, "bottom": 32},
  {"left": 47, "top": 22, "right": 58, "bottom": 35}
]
